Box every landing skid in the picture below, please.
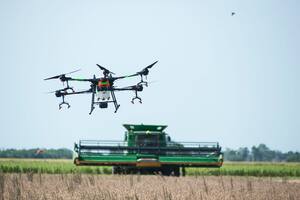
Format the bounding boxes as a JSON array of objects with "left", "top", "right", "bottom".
[{"left": 89, "top": 90, "right": 120, "bottom": 115}]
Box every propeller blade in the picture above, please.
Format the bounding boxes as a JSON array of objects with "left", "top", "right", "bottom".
[
  {"left": 65, "top": 69, "right": 81, "bottom": 75},
  {"left": 44, "top": 74, "right": 63, "bottom": 80},
  {"left": 45, "top": 90, "right": 63, "bottom": 97},
  {"left": 45, "top": 91, "right": 56, "bottom": 94},
  {"left": 44, "top": 69, "right": 81, "bottom": 80},
  {"left": 137, "top": 61, "right": 158, "bottom": 76},
  {"left": 96, "top": 64, "right": 115, "bottom": 75},
  {"left": 45, "top": 88, "right": 68, "bottom": 94},
  {"left": 145, "top": 60, "right": 158, "bottom": 70}
]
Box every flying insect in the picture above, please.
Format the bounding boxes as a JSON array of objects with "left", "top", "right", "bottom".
[{"left": 44, "top": 61, "right": 158, "bottom": 114}]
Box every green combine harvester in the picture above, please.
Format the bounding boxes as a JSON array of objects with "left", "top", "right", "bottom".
[{"left": 74, "top": 124, "right": 223, "bottom": 176}]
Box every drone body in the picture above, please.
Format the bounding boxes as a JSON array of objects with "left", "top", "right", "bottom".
[{"left": 45, "top": 61, "right": 158, "bottom": 114}]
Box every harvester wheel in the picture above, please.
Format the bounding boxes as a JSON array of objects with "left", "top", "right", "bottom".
[
  {"left": 161, "top": 168, "right": 172, "bottom": 176},
  {"left": 173, "top": 167, "right": 180, "bottom": 177},
  {"left": 112, "top": 166, "right": 121, "bottom": 174}
]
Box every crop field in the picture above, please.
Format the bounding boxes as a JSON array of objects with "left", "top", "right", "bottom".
[
  {"left": 0, "top": 159, "right": 300, "bottom": 177},
  {"left": 0, "top": 159, "right": 300, "bottom": 199},
  {"left": 0, "top": 173, "right": 299, "bottom": 200}
]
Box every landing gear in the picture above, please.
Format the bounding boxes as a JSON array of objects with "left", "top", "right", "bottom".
[{"left": 89, "top": 83, "right": 120, "bottom": 114}]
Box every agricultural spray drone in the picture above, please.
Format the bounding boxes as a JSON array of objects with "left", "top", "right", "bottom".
[{"left": 44, "top": 61, "right": 158, "bottom": 114}]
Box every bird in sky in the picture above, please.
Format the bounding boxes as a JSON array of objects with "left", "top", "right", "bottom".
[{"left": 231, "top": 12, "right": 236, "bottom": 16}]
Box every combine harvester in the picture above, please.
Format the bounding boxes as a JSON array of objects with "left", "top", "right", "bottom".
[{"left": 74, "top": 124, "right": 223, "bottom": 176}]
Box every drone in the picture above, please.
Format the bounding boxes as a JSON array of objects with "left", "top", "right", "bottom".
[{"left": 44, "top": 61, "right": 158, "bottom": 114}]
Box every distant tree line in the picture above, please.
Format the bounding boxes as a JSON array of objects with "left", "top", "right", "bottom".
[
  {"left": 224, "top": 144, "right": 300, "bottom": 162},
  {"left": 0, "top": 148, "right": 73, "bottom": 159}
]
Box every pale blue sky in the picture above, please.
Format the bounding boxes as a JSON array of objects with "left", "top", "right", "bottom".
[{"left": 0, "top": 0, "right": 299, "bottom": 151}]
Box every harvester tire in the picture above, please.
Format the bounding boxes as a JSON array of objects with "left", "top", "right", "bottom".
[
  {"left": 161, "top": 168, "right": 172, "bottom": 176},
  {"left": 112, "top": 166, "right": 121, "bottom": 174},
  {"left": 173, "top": 167, "right": 180, "bottom": 177},
  {"left": 161, "top": 166, "right": 180, "bottom": 176}
]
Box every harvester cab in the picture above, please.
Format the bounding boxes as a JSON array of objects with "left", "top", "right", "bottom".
[
  {"left": 123, "top": 124, "right": 168, "bottom": 148},
  {"left": 74, "top": 124, "right": 223, "bottom": 176}
]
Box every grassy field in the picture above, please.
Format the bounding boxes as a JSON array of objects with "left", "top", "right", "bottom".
[{"left": 0, "top": 159, "right": 300, "bottom": 177}]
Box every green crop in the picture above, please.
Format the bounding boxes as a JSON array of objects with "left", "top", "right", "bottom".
[
  {"left": 187, "top": 162, "right": 300, "bottom": 177},
  {"left": 0, "top": 159, "right": 111, "bottom": 174},
  {"left": 1, "top": 159, "right": 299, "bottom": 177}
]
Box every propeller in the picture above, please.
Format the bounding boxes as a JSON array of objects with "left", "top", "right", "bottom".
[
  {"left": 46, "top": 87, "right": 75, "bottom": 97},
  {"left": 45, "top": 90, "right": 64, "bottom": 97},
  {"left": 137, "top": 61, "right": 158, "bottom": 76},
  {"left": 96, "top": 64, "right": 115, "bottom": 75},
  {"left": 46, "top": 90, "right": 58, "bottom": 94},
  {"left": 46, "top": 88, "right": 73, "bottom": 94},
  {"left": 44, "top": 69, "right": 81, "bottom": 81}
]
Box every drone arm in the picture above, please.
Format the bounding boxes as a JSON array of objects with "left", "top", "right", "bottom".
[
  {"left": 113, "top": 86, "right": 136, "bottom": 91},
  {"left": 65, "top": 77, "right": 97, "bottom": 82},
  {"left": 111, "top": 73, "right": 139, "bottom": 81},
  {"left": 114, "top": 85, "right": 143, "bottom": 104},
  {"left": 54, "top": 88, "right": 92, "bottom": 110},
  {"left": 113, "top": 85, "right": 143, "bottom": 92},
  {"left": 62, "top": 89, "right": 92, "bottom": 96}
]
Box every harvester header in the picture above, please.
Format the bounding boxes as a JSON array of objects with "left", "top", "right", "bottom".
[{"left": 74, "top": 124, "right": 223, "bottom": 176}]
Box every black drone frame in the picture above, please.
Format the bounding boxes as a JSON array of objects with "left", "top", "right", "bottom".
[{"left": 45, "top": 61, "right": 158, "bottom": 114}]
